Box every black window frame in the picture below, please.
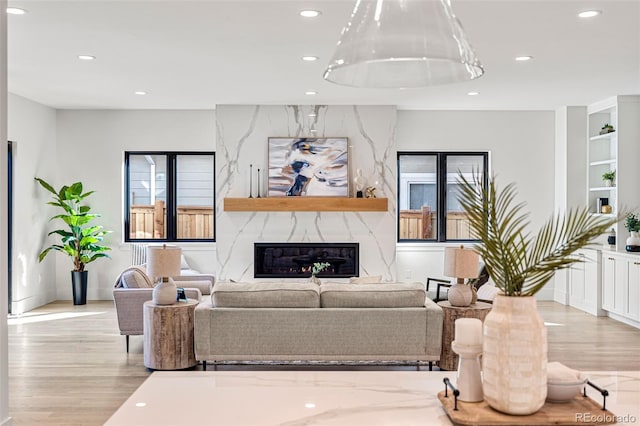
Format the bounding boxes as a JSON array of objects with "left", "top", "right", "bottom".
[
  {"left": 397, "top": 151, "right": 489, "bottom": 243},
  {"left": 124, "top": 151, "right": 216, "bottom": 243}
]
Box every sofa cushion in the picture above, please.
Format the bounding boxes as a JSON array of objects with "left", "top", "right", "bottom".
[
  {"left": 212, "top": 282, "right": 320, "bottom": 308},
  {"left": 349, "top": 275, "right": 382, "bottom": 284},
  {"left": 320, "top": 283, "right": 426, "bottom": 308},
  {"left": 120, "top": 266, "right": 153, "bottom": 288}
]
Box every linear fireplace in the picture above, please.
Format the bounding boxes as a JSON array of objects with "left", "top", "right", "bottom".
[{"left": 254, "top": 242, "right": 359, "bottom": 279}]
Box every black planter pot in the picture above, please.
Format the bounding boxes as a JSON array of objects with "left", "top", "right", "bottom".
[{"left": 71, "top": 271, "right": 88, "bottom": 305}]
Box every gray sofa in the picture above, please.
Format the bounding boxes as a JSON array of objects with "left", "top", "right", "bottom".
[{"left": 194, "top": 281, "right": 444, "bottom": 369}]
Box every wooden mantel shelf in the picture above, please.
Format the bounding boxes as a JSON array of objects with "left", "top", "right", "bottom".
[{"left": 223, "top": 197, "right": 388, "bottom": 212}]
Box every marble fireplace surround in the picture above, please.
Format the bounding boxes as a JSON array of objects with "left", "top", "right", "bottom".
[
  {"left": 216, "top": 105, "right": 397, "bottom": 283},
  {"left": 254, "top": 242, "right": 359, "bottom": 279}
]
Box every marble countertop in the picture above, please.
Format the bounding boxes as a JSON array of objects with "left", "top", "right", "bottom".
[{"left": 105, "top": 370, "right": 640, "bottom": 426}]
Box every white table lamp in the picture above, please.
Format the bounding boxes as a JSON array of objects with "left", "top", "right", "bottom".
[
  {"left": 147, "top": 244, "right": 182, "bottom": 305},
  {"left": 444, "top": 246, "right": 479, "bottom": 307}
]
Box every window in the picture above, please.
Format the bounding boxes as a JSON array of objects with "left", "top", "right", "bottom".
[
  {"left": 398, "top": 152, "right": 488, "bottom": 242},
  {"left": 124, "top": 152, "right": 215, "bottom": 242}
]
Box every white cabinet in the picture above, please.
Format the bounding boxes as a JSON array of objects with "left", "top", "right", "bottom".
[
  {"left": 601, "top": 250, "right": 640, "bottom": 328},
  {"left": 626, "top": 260, "right": 640, "bottom": 320},
  {"left": 569, "top": 249, "right": 604, "bottom": 316},
  {"left": 602, "top": 254, "right": 616, "bottom": 311}
]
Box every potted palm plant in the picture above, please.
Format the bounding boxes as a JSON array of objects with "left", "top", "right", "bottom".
[
  {"left": 457, "top": 173, "right": 621, "bottom": 415},
  {"left": 35, "top": 178, "right": 111, "bottom": 305}
]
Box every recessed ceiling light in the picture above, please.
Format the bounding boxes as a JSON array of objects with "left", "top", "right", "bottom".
[
  {"left": 467, "top": 91, "right": 480, "bottom": 96},
  {"left": 300, "top": 10, "right": 321, "bottom": 18},
  {"left": 78, "top": 55, "right": 96, "bottom": 61},
  {"left": 302, "top": 56, "right": 319, "bottom": 62},
  {"left": 6, "top": 7, "right": 27, "bottom": 15},
  {"left": 515, "top": 56, "right": 533, "bottom": 61},
  {"left": 578, "top": 10, "right": 601, "bottom": 18},
  {"left": 308, "top": 113, "right": 317, "bottom": 117},
  {"left": 135, "top": 402, "right": 147, "bottom": 408},
  {"left": 134, "top": 91, "right": 147, "bottom": 96},
  {"left": 305, "top": 91, "right": 318, "bottom": 96},
  {"left": 304, "top": 403, "right": 316, "bottom": 409}
]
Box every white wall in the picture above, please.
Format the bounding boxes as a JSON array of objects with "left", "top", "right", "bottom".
[
  {"left": 554, "top": 106, "right": 587, "bottom": 303},
  {"left": 55, "top": 110, "right": 216, "bottom": 300},
  {"left": 14, "top": 106, "right": 559, "bottom": 301},
  {"left": 7, "top": 94, "right": 58, "bottom": 314},
  {"left": 216, "top": 105, "right": 397, "bottom": 282},
  {"left": 395, "top": 110, "right": 556, "bottom": 299},
  {"left": 0, "top": 2, "right": 10, "bottom": 423}
]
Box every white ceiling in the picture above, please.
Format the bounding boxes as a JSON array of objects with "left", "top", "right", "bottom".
[{"left": 7, "top": 0, "right": 640, "bottom": 110}]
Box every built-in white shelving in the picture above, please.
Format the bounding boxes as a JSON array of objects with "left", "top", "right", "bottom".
[
  {"left": 589, "top": 133, "right": 616, "bottom": 141},
  {"left": 587, "top": 95, "right": 640, "bottom": 252},
  {"left": 589, "top": 159, "right": 616, "bottom": 167},
  {"left": 587, "top": 101, "right": 617, "bottom": 217}
]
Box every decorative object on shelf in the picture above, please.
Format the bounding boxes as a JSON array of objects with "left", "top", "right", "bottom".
[
  {"left": 373, "top": 178, "right": 385, "bottom": 197},
  {"left": 624, "top": 213, "right": 640, "bottom": 252},
  {"left": 323, "top": 0, "right": 483, "bottom": 88},
  {"left": 601, "top": 170, "right": 615, "bottom": 187},
  {"left": 607, "top": 228, "right": 616, "bottom": 247},
  {"left": 452, "top": 318, "right": 483, "bottom": 402},
  {"left": 354, "top": 168, "right": 367, "bottom": 198},
  {"left": 599, "top": 123, "right": 615, "bottom": 135},
  {"left": 364, "top": 186, "right": 377, "bottom": 198},
  {"left": 34, "top": 178, "right": 111, "bottom": 305},
  {"left": 249, "top": 164, "right": 253, "bottom": 198},
  {"left": 310, "top": 261, "right": 330, "bottom": 285},
  {"left": 597, "top": 197, "right": 609, "bottom": 213},
  {"left": 601, "top": 205, "right": 613, "bottom": 214},
  {"left": 443, "top": 246, "right": 479, "bottom": 307},
  {"left": 256, "top": 168, "right": 261, "bottom": 198},
  {"left": 457, "top": 173, "right": 621, "bottom": 415},
  {"left": 148, "top": 244, "right": 182, "bottom": 305},
  {"left": 268, "top": 137, "right": 349, "bottom": 197}
]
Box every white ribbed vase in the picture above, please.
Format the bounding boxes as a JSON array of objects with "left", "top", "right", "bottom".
[{"left": 482, "top": 295, "right": 547, "bottom": 415}]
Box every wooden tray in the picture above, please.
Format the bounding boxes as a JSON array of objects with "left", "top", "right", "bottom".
[{"left": 438, "top": 391, "right": 617, "bottom": 425}]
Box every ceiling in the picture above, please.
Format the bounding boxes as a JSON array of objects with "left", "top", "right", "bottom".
[{"left": 7, "top": 0, "right": 640, "bottom": 110}]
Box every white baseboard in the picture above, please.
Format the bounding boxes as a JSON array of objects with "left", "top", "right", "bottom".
[
  {"left": 553, "top": 289, "right": 568, "bottom": 305},
  {"left": 607, "top": 312, "right": 640, "bottom": 329},
  {"left": 0, "top": 416, "right": 13, "bottom": 426}
]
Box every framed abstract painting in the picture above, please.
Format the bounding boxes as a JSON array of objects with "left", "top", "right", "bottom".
[{"left": 268, "top": 137, "right": 349, "bottom": 197}]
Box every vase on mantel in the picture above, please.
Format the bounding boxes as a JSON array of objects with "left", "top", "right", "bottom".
[
  {"left": 626, "top": 231, "right": 640, "bottom": 252},
  {"left": 482, "top": 295, "right": 547, "bottom": 415}
]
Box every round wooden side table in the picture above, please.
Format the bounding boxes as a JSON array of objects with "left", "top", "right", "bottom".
[
  {"left": 437, "top": 301, "right": 492, "bottom": 371},
  {"left": 143, "top": 300, "right": 198, "bottom": 370}
]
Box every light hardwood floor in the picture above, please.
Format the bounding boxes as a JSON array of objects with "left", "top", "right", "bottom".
[{"left": 7, "top": 300, "right": 640, "bottom": 425}]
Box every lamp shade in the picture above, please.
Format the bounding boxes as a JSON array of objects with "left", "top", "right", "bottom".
[
  {"left": 323, "top": 0, "right": 484, "bottom": 88},
  {"left": 146, "top": 245, "right": 181, "bottom": 282},
  {"left": 444, "top": 246, "right": 479, "bottom": 279}
]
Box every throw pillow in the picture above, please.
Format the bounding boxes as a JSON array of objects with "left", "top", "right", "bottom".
[
  {"left": 349, "top": 275, "right": 382, "bottom": 284},
  {"left": 180, "top": 254, "right": 190, "bottom": 270},
  {"left": 476, "top": 279, "right": 500, "bottom": 301},
  {"left": 120, "top": 266, "right": 153, "bottom": 288}
]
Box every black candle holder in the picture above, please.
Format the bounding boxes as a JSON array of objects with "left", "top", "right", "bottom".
[{"left": 249, "top": 164, "right": 253, "bottom": 198}]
